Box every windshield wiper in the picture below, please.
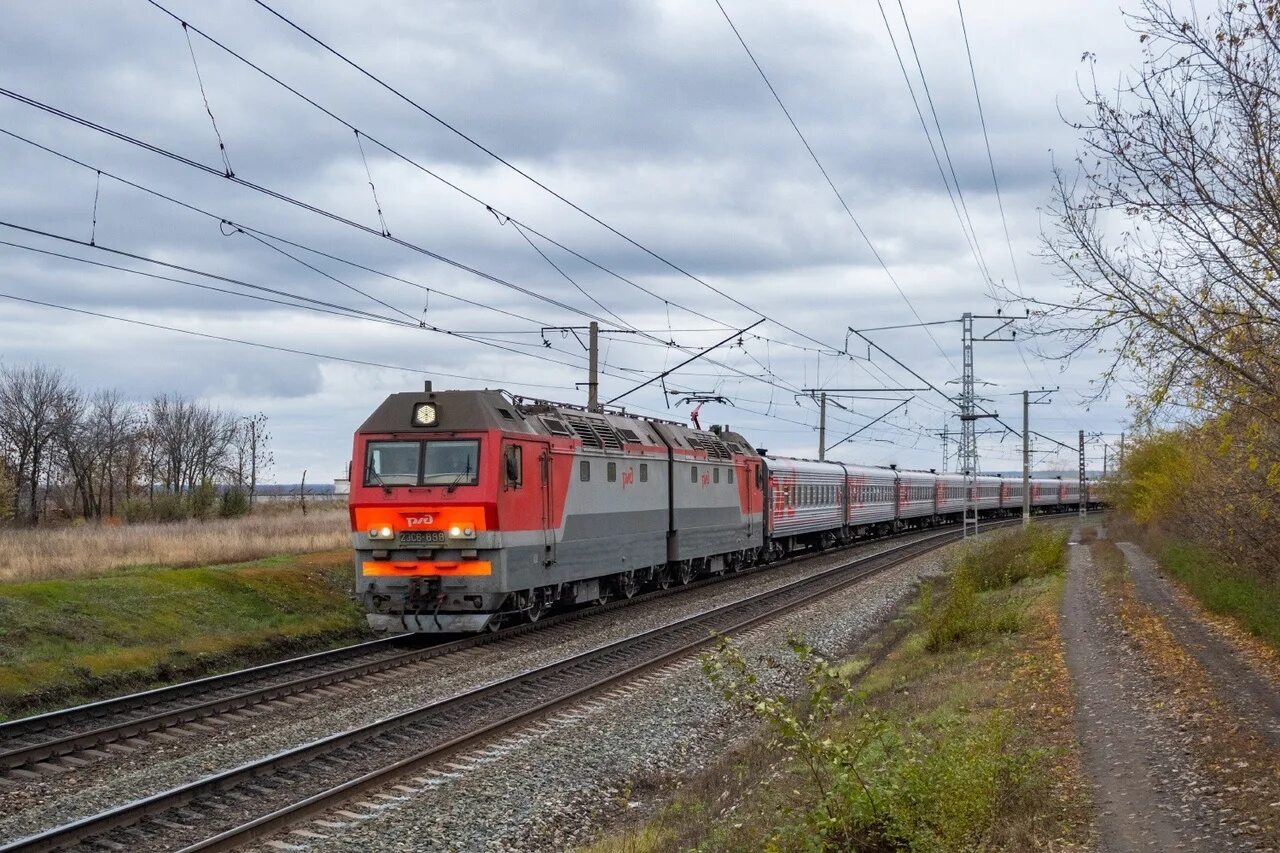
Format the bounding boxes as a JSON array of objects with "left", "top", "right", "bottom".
[
  {"left": 365, "top": 463, "right": 391, "bottom": 494},
  {"left": 446, "top": 459, "right": 473, "bottom": 494}
]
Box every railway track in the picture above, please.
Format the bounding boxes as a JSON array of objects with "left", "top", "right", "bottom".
[
  {"left": 0, "top": 518, "right": 993, "bottom": 779},
  {"left": 1, "top": 519, "right": 1023, "bottom": 853}
]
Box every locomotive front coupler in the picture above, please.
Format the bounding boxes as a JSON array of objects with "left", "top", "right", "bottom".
[{"left": 404, "top": 577, "right": 443, "bottom": 612}]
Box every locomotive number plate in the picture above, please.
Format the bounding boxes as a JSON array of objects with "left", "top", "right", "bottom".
[{"left": 399, "top": 530, "right": 446, "bottom": 545}]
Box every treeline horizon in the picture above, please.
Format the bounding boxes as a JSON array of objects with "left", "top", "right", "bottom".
[{"left": 0, "top": 363, "right": 274, "bottom": 526}]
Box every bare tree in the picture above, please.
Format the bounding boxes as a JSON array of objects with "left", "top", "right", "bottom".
[
  {"left": 1037, "top": 0, "right": 1280, "bottom": 428},
  {"left": 0, "top": 364, "right": 73, "bottom": 524},
  {"left": 1038, "top": 0, "right": 1280, "bottom": 571}
]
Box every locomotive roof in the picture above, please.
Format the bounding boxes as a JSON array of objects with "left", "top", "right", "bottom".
[{"left": 358, "top": 389, "right": 758, "bottom": 457}]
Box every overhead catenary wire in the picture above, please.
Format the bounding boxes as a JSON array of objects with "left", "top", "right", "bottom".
[
  {"left": 954, "top": 0, "right": 1022, "bottom": 297},
  {"left": 873, "top": 0, "right": 992, "bottom": 292},
  {"left": 233, "top": 0, "right": 902, "bottom": 380},
  {"left": 0, "top": 223, "right": 634, "bottom": 377},
  {"left": 0, "top": 291, "right": 578, "bottom": 392},
  {"left": 712, "top": 0, "right": 957, "bottom": 374},
  {"left": 890, "top": 0, "right": 995, "bottom": 288},
  {"left": 0, "top": 108, "right": 811, "bottom": 404},
  {"left": 143, "top": 0, "right": 877, "bottom": 372}
]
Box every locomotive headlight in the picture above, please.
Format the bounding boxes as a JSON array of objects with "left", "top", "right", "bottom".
[
  {"left": 448, "top": 524, "right": 476, "bottom": 539},
  {"left": 411, "top": 403, "right": 438, "bottom": 426},
  {"left": 368, "top": 525, "right": 395, "bottom": 540}
]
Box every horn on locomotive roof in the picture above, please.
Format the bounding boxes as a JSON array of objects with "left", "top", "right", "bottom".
[{"left": 424, "top": 381, "right": 433, "bottom": 392}]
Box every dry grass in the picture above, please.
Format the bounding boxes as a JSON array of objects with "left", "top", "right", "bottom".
[{"left": 0, "top": 504, "right": 349, "bottom": 581}]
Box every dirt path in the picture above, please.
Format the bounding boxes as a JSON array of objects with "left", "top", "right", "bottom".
[
  {"left": 1060, "top": 525, "right": 1251, "bottom": 851},
  {"left": 1118, "top": 542, "right": 1280, "bottom": 750}
]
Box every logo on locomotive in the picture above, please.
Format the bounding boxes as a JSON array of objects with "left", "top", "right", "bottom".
[{"left": 405, "top": 515, "right": 435, "bottom": 526}]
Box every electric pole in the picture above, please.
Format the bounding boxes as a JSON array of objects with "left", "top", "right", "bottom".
[
  {"left": 956, "top": 312, "right": 1017, "bottom": 537},
  {"left": 587, "top": 321, "right": 599, "bottom": 412},
  {"left": 818, "top": 392, "right": 827, "bottom": 461},
  {"left": 800, "top": 387, "right": 922, "bottom": 461},
  {"left": 1016, "top": 388, "right": 1055, "bottom": 526},
  {"left": 1078, "top": 429, "right": 1087, "bottom": 519}
]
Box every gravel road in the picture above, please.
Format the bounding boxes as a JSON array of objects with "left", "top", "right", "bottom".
[
  {"left": 1118, "top": 542, "right": 1280, "bottom": 749},
  {"left": 1061, "top": 524, "right": 1265, "bottom": 852}
]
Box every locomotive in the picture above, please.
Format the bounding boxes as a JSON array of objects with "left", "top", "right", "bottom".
[{"left": 350, "top": 386, "right": 1092, "bottom": 633}]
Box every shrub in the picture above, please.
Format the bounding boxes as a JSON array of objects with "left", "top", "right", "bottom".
[
  {"left": 151, "top": 492, "right": 188, "bottom": 523},
  {"left": 702, "top": 638, "right": 1041, "bottom": 852},
  {"left": 958, "top": 526, "right": 1068, "bottom": 591},
  {"left": 122, "top": 497, "right": 152, "bottom": 524},
  {"left": 219, "top": 488, "right": 250, "bottom": 519},
  {"left": 0, "top": 467, "right": 13, "bottom": 524},
  {"left": 921, "top": 573, "right": 1020, "bottom": 654},
  {"left": 187, "top": 480, "right": 218, "bottom": 521}
]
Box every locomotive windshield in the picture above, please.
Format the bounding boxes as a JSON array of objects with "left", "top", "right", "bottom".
[
  {"left": 423, "top": 440, "right": 479, "bottom": 486},
  {"left": 365, "top": 441, "right": 420, "bottom": 485},
  {"left": 364, "top": 440, "right": 480, "bottom": 487}
]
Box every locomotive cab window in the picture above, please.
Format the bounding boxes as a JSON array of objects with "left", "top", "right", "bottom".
[
  {"left": 727, "top": 468, "right": 734, "bottom": 484},
  {"left": 365, "top": 441, "right": 420, "bottom": 486},
  {"left": 422, "top": 440, "right": 479, "bottom": 486},
  {"left": 580, "top": 460, "right": 591, "bottom": 482},
  {"left": 691, "top": 465, "right": 698, "bottom": 483},
  {"left": 504, "top": 445, "right": 522, "bottom": 488},
  {"left": 639, "top": 462, "right": 649, "bottom": 482},
  {"left": 607, "top": 462, "right": 617, "bottom": 482},
  {"left": 713, "top": 468, "right": 720, "bottom": 484}
]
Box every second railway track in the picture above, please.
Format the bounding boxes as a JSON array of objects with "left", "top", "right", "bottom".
[{"left": 1, "top": 520, "right": 1022, "bottom": 853}]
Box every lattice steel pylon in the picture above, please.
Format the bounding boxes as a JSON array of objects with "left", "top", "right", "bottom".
[
  {"left": 960, "top": 313, "right": 981, "bottom": 538},
  {"left": 953, "top": 311, "right": 1016, "bottom": 538}
]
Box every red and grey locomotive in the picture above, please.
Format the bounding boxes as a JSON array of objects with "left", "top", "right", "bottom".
[{"left": 349, "top": 386, "right": 1090, "bottom": 633}]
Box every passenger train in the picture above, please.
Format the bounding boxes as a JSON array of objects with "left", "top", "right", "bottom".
[{"left": 350, "top": 387, "right": 1094, "bottom": 633}]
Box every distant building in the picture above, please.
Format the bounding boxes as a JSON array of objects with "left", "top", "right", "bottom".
[{"left": 334, "top": 478, "right": 350, "bottom": 497}]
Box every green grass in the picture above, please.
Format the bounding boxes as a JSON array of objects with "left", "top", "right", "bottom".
[
  {"left": 1160, "top": 540, "right": 1280, "bottom": 651},
  {"left": 0, "top": 550, "right": 367, "bottom": 717},
  {"left": 923, "top": 526, "right": 1069, "bottom": 653}
]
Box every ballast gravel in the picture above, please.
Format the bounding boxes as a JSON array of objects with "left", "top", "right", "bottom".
[
  {"left": 0, "top": 527, "right": 971, "bottom": 846},
  {"left": 265, "top": 543, "right": 961, "bottom": 853}
]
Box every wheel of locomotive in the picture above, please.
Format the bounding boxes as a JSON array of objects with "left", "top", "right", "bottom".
[
  {"left": 676, "top": 562, "right": 696, "bottom": 586},
  {"left": 524, "top": 590, "right": 549, "bottom": 623},
  {"left": 655, "top": 566, "right": 674, "bottom": 590},
  {"left": 617, "top": 571, "right": 639, "bottom": 599},
  {"left": 594, "top": 581, "right": 614, "bottom": 606}
]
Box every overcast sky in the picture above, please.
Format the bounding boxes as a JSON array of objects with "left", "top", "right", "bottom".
[{"left": 0, "top": 0, "right": 1146, "bottom": 481}]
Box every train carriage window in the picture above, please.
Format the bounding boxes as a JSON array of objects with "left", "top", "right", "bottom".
[
  {"left": 607, "top": 462, "right": 617, "bottom": 482},
  {"left": 639, "top": 462, "right": 649, "bottom": 482},
  {"left": 713, "top": 468, "right": 720, "bottom": 484},
  {"left": 580, "top": 460, "right": 591, "bottom": 482},
  {"left": 504, "top": 445, "right": 522, "bottom": 488},
  {"left": 691, "top": 465, "right": 698, "bottom": 483}
]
